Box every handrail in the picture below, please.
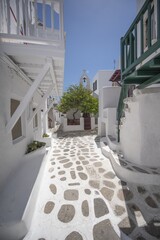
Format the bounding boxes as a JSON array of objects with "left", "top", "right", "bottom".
[
  {"left": 0, "top": 0, "right": 64, "bottom": 42},
  {"left": 121, "top": 0, "right": 160, "bottom": 78},
  {"left": 123, "top": 0, "right": 150, "bottom": 40}
]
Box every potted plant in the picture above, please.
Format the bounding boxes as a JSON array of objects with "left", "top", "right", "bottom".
[{"left": 25, "top": 140, "right": 46, "bottom": 158}]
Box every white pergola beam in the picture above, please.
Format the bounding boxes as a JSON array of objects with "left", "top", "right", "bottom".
[
  {"left": 0, "top": 54, "right": 44, "bottom": 96},
  {"left": 6, "top": 63, "right": 50, "bottom": 133},
  {"left": 0, "top": 41, "right": 65, "bottom": 59},
  {"left": 29, "top": 83, "right": 54, "bottom": 124},
  {"left": 18, "top": 63, "right": 44, "bottom": 69},
  {"left": 43, "top": 101, "right": 54, "bottom": 117},
  {"left": 49, "top": 60, "right": 59, "bottom": 97}
]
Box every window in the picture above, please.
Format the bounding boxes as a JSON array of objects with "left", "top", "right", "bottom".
[
  {"left": 93, "top": 80, "right": 97, "bottom": 91},
  {"left": 33, "top": 113, "right": 38, "bottom": 129},
  {"left": 151, "top": 6, "right": 156, "bottom": 41},
  {"left": 144, "top": 18, "right": 148, "bottom": 48},
  {"left": 11, "top": 99, "right": 22, "bottom": 140}
]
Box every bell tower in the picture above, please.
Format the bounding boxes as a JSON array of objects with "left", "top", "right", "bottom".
[{"left": 80, "top": 70, "right": 91, "bottom": 90}]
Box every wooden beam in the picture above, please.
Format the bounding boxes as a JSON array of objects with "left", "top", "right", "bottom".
[
  {"left": 43, "top": 0, "right": 46, "bottom": 31},
  {"left": 6, "top": 63, "right": 50, "bottom": 133},
  {"left": 34, "top": 0, "right": 38, "bottom": 36},
  {"left": 43, "top": 102, "right": 54, "bottom": 117},
  {"left": 140, "top": 15, "right": 144, "bottom": 55},
  {"left": 49, "top": 60, "right": 59, "bottom": 97},
  {"left": 137, "top": 72, "right": 160, "bottom": 89},
  {"left": 25, "top": 0, "right": 29, "bottom": 36},
  {"left": 16, "top": 0, "right": 20, "bottom": 35},
  {"left": 51, "top": 0, "right": 54, "bottom": 32},
  {"left": 1, "top": 54, "right": 43, "bottom": 96},
  {"left": 28, "top": 83, "right": 54, "bottom": 124},
  {"left": 147, "top": 2, "right": 151, "bottom": 48},
  {"left": 134, "top": 25, "right": 137, "bottom": 61},
  {"left": 6, "top": 0, "right": 10, "bottom": 34},
  {"left": 157, "top": 0, "right": 160, "bottom": 39},
  {"left": 0, "top": 41, "right": 65, "bottom": 59},
  {"left": 124, "top": 78, "right": 147, "bottom": 85},
  {"left": 136, "top": 69, "right": 160, "bottom": 76}
]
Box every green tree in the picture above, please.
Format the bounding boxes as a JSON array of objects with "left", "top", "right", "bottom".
[{"left": 57, "top": 84, "right": 98, "bottom": 120}]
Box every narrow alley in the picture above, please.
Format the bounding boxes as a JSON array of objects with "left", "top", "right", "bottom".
[{"left": 24, "top": 130, "right": 160, "bottom": 240}]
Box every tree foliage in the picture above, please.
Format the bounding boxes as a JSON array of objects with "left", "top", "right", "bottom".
[{"left": 57, "top": 84, "right": 98, "bottom": 119}]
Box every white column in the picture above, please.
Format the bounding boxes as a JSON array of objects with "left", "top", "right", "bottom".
[
  {"left": 6, "top": 0, "right": 10, "bottom": 34},
  {"left": 34, "top": 0, "right": 38, "bottom": 36},
  {"left": 43, "top": 99, "right": 48, "bottom": 133},
  {"left": 49, "top": 60, "right": 59, "bottom": 97},
  {"left": 51, "top": 0, "right": 54, "bottom": 32},
  {"left": 43, "top": 0, "right": 46, "bottom": 31},
  {"left": 6, "top": 64, "right": 50, "bottom": 133},
  {"left": 59, "top": 0, "right": 64, "bottom": 40},
  {"left": 16, "top": 0, "right": 20, "bottom": 35},
  {"left": 29, "top": 83, "right": 54, "bottom": 124},
  {"left": 25, "top": 0, "right": 29, "bottom": 36}
]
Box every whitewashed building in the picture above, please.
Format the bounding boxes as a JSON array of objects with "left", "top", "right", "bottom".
[
  {"left": 101, "top": 0, "right": 160, "bottom": 185},
  {"left": 0, "top": 1, "right": 65, "bottom": 239},
  {"left": 92, "top": 70, "right": 121, "bottom": 138}
]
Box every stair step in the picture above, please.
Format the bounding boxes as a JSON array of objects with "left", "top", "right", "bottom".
[{"left": 100, "top": 141, "right": 160, "bottom": 185}]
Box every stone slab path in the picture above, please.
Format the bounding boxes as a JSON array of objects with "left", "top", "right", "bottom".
[{"left": 24, "top": 131, "right": 160, "bottom": 240}]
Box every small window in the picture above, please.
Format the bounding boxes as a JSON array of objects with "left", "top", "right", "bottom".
[
  {"left": 93, "top": 80, "right": 97, "bottom": 91},
  {"left": 11, "top": 99, "right": 22, "bottom": 140},
  {"left": 33, "top": 113, "right": 38, "bottom": 128}
]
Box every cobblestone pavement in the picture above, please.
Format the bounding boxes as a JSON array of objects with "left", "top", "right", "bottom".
[{"left": 24, "top": 131, "right": 160, "bottom": 240}]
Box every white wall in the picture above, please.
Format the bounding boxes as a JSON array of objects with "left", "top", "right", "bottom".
[
  {"left": 105, "top": 108, "right": 117, "bottom": 138},
  {"left": 98, "top": 86, "right": 121, "bottom": 138},
  {"left": 0, "top": 61, "right": 43, "bottom": 190},
  {"left": 62, "top": 117, "right": 84, "bottom": 132},
  {"left": 93, "top": 70, "right": 113, "bottom": 95},
  {"left": 120, "top": 88, "right": 160, "bottom": 167},
  {"left": 102, "top": 86, "right": 121, "bottom": 108}
]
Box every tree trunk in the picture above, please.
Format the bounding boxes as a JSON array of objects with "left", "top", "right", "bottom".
[{"left": 73, "top": 109, "right": 79, "bottom": 121}]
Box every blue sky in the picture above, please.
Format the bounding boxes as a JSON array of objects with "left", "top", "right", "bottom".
[{"left": 63, "top": 0, "right": 137, "bottom": 90}]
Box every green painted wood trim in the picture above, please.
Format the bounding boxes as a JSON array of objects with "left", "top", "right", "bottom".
[
  {"left": 134, "top": 25, "right": 137, "bottom": 61},
  {"left": 141, "top": 15, "right": 144, "bottom": 55},
  {"left": 125, "top": 38, "right": 128, "bottom": 68},
  {"left": 122, "top": 40, "right": 160, "bottom": 77},
  {"left": 147, "top": 2, "right": 151, "bottom": 48},
  {"left": 157, "top": 0, "right": 160, "bottom": 39},
  {"left": 137, "top": 72, "right": 160, "bottom": 89},
  {"left": 124, "top": 78, "right": 147, "bottom": 85},
  {"left": 121, "top": 37, "right": 124, "bottom": 72},
  {"left": 122, "top": 0, "right": 150, "bottom": 40},
  {"left": 136, "top": 69, "right": 160, "bottom": 76}
]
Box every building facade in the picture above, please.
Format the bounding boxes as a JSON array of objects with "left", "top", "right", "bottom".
[{"left": 0, "top": 1, "right": 65, "bottom": 239}]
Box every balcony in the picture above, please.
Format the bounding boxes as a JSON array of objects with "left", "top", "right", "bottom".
[
  {"left": 121, "top": 0, "right": 160, "bottom": 89},
  {"left": 0, "top": 0, "right": 64, "bottom": 45},
  {"left": 0, "top": 0, "right": 65, "bottom": 98}
]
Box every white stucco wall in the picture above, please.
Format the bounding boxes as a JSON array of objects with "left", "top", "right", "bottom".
[
  {"left": 0, "top": 61, "right": 44, "bottom": 190},
  {"left": 62, "top": 117, "right": 84, "bottom": 132},
  {"left": 93, "top": 70, "right": 113, "bottom": 95},
  {"left": 105, "top": 108, "right": 117, "bottom": 138},
  {"left": 98, "top": 86, "right": 121, "bottom": 138},
  {"left": 120, "top": 88, "right": 160, "bottom": 167},
  {"left": 102, "top": 86, "right": 121, "bottom": 108}
]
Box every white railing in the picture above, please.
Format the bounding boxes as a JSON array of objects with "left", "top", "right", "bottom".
[{"left": 0, "top": 0, "right": 64, "bottom": 42}]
